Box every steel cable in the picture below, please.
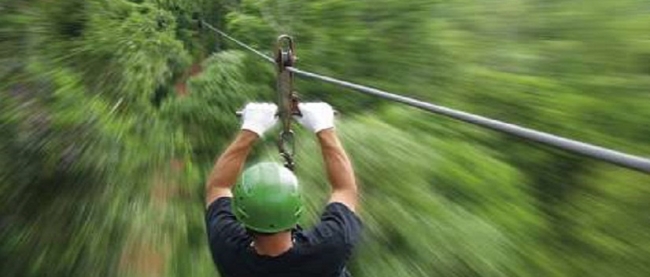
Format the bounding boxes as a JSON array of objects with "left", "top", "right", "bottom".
[
  {"left": 200, "top": 21, "right": 650, "bottom": 174},
  {"left": 202, "top": 21, "right": 276, "bottom": 64}
]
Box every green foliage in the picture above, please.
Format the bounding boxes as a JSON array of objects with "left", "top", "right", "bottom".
[
  {"left": 2, "top": 0, "right": 650, "bottom": 276},
  {"left": 161, "top": 50, "right": 274, "bottom": 162},
  {"left": 288, "top": 116, "right": 530, "bottom": 276},
  {"left": 81, "top": 0, "right": 191, "bottom": 107}
]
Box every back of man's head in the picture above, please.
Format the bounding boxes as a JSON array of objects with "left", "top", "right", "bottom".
[{"left": 232, "top": 162, "right": 303, "bottom": 234}]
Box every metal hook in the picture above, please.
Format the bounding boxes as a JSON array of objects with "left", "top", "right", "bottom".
[{"left": 278, "top": 130, "right": 296, "bottom": 171}]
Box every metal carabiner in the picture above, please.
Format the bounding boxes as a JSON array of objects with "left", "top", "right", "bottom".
[{"left": 278, "top": 130, "right": 296, "bottom": 170}]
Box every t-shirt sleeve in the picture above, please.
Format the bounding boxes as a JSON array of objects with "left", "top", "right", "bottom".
[
  {"left": 309, "top": 202, "right": 363, "bottom": 249},
  {"left": 205, "top": 197, "right": 248, "bottom": 247}
]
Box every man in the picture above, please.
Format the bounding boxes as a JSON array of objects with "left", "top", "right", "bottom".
[{"left": 205, "top": 102, "right": 361, "bottom": 277}]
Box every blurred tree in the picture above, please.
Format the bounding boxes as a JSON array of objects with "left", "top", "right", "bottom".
[{"left": 2, "top": 0, "right": 650, "bottom": 276}]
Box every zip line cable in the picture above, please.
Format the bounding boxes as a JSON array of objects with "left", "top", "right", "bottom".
[
  {"left": 287, "top": 67, "right": 650, "bottom": 173},
  {"left": 203, "top": 22, "right": 276, "bottom": 64},
  {"left": 200, "top": 21, "right": 650, "bottom": 174}
]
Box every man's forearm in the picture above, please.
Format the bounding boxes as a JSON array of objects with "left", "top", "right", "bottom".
[
  {"left": 318, "top": 129, "right": 358, "bottom": 209},
  {"left": 205, "top": 131, "right": 258, "bottom": 204}
]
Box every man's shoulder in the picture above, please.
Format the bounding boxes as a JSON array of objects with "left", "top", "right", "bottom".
[
  {"left": 294, "top": 202, "right": 362, "bottom": 253},
  {"left": 323, "top": 202, "right": 361, "bottom": 221}
]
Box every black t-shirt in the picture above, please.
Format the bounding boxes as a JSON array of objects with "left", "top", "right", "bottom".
[{"left": 205, "top": 197, "right": 362, "bottom": 277}]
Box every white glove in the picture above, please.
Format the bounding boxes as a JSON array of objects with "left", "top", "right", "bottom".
[
  {"left": 241, "top": 103, "right": 278, "bottom": 137},
  {"left": 295, "top": 102, "right": 335, "bottom": 133}
]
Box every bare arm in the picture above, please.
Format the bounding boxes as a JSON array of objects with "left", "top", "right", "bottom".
[
  {"left": 318, "top": 129, "right": 358, "bottom": 212},
  {"left": 205, "top": 130, "right": 258, "bottom": 207}
]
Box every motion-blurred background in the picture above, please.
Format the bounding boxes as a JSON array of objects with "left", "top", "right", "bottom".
[{"left": 1, "top": 0, "right": 650, "bottom": 276}]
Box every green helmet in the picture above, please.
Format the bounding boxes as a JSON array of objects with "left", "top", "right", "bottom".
[{"left": 233, "top": 162, "right": 303, "bottom": 233}]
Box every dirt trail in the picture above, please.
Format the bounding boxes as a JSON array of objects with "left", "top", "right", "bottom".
[
  {"left": 175, "top": 61, "right": 204, "bottom": 96},
  {"left": 118, "top": 56, "right": 207, "bottom": 275}
]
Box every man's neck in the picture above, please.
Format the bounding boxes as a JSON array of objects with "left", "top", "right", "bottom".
[{"left": 253, "top": 231, "right": 293, "bottom": 257}]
